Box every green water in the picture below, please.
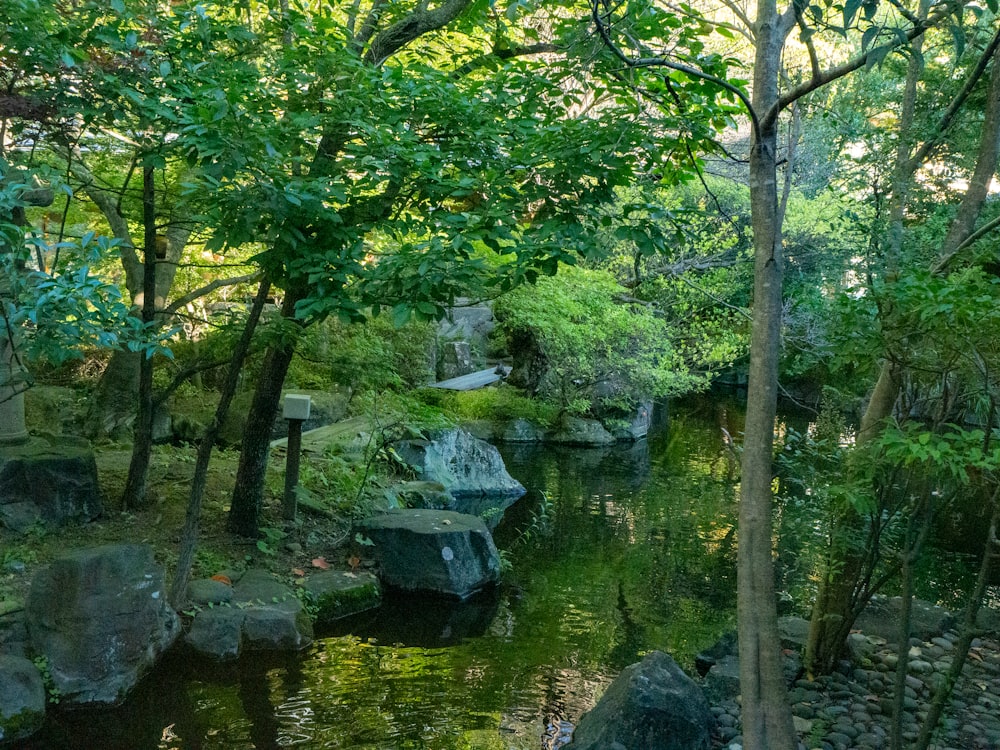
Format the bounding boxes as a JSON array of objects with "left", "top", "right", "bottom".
[{"left": 26, "top": 400, "right": 747, "bottom": 750}]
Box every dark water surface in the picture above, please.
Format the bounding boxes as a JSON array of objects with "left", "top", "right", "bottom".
[{"left": 25, "top": 399, "right": 753, "bottom": 750}]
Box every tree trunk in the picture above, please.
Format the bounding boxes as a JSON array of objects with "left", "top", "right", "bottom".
[
  {"left": 78, "top": 153, "right": 190, "bottom": 440},
  {"left": 122, "top": 166, "right": 157, "bottom": 510},
  {"left": 170, "top": 279, "right": 272, "bottom": 607},
  {"left": 227, "top": 285, "right": 305, "bottom": 538},
  {"left": 736, "top": 2, "right": 798, "bottom": 747}
]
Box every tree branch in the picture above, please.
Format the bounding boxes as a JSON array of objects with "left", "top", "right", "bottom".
[
  {"left": 364, "top": 0, "right": 474, "bottom": 65},
  {"left": 452, "top": 43, "right": 561, "bottom": 78},
  {"left": 905, "top": 24, "right": 1000, "bottom": 173},
  {"left": 164, "top": 272, "right": 262, "bottom": 316},
  {"left": 772, "top": 0, "right": 961, "bottom": 121},
  {"left": 352, "top": 0, "right": 388, "bottom": 54},
  {"left": 590, "top": 0, "right": 760, "bottom": 134}
]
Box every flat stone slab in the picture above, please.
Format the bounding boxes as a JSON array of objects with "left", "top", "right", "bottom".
[
  {"left": 430, "top": 366, "right": 510, "bottom": 391},
  {"left": 356, "top": 509, "right": 500, "bottom": 599},
  {"left": 184, "top": 570, "right": 312, "bottom": 659}
]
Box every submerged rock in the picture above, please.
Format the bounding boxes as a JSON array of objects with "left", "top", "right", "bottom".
[
  {"left": 355, "top": 509, "right": 501, "bottom": 599},
  {"left": 565, "top": 650, "right": 713, "bottom": 750},
  {"left": 26, "top": 544, "right": 180, "bottom": 706}
]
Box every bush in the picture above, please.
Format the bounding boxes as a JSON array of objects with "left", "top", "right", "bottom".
[{"left": 494, "top": 265, "right": 714, "bottom": 413}]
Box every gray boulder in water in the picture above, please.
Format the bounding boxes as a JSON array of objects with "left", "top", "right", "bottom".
[
  {"left": 355, "top": 509, "right": 500, "bottom": 599},
  {"left": 565, "top": 650, "right": 714, "bottom": 750},
  {"left": 25, "top": 544, "right": 180, "bottom": 706}
]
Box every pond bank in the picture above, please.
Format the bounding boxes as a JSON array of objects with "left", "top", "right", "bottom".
[{"left": 709, "top": 627, "right": 1000, "bottom": 750}]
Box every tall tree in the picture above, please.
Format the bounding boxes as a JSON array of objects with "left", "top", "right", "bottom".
[
  {"left": 589, "top": 0, "right": 982, "bottom": 745},
  {"left": 207, "top": 0, "right": 672, "bottom": 537}
]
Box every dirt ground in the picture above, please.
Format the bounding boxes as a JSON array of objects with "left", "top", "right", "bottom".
[{"left": 0, "top": 442, "right": 356, "bottom": 613}]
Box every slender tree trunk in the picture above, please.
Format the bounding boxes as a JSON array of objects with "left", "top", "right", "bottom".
[
  {"left": 170, "top": 279, "right": 272, "bottom": 607},
  {"left": 122, "top": 166, "right": 157, "bottom": 510},
  {"left": 914, "top": 485, "right": 1000, "bottom": 750},
  {"left": 890, "top": 489, "right": 932, "bottom": 750},
  {"left": 227, "top": 284, "right": 305, "bottom": 538},
  {"left": 736, "top": 2, "right": 798, "bottom": 747},
  {"left": 77, "top": 154, "right": 191, "bottom": 440}
]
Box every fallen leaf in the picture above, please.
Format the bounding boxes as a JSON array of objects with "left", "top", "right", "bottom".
[
  {"left": 291, "top": 568, "right": 305, "bottom": 577},
  {"left": 210, "top": 574, "right": 232, "bottom": 586},
  {"left": 311, "top": 557, "right": 330, "bottom": 570}
]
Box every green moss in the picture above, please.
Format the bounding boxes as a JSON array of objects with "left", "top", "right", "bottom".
[
  {"left": 424, "top": 385, "right": 559, "bottom": 429},
  {"left": 310, "top": 578, "right": 381, "bottom": 624},
  {"left": 0, "top": 706, "right": 45, "bottom": 743}
]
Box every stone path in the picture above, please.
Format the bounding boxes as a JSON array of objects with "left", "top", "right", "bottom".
[{"left": 711, "top": 630, "right": 1000, "bottom": 750}]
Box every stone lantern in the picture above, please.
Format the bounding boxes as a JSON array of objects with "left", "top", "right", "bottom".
[{"left": 0, "top": 170, "right": 101, "bottom": 531}]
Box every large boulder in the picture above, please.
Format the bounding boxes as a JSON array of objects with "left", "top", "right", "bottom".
[
  {"left": 437, "top": 341, "right": 475, "bottom": 381},
  {"left": 25, "top": 544, "right": 180, "bottom": 706},
  {"left": 355, "top": 509, "right": 501, "bottom": 599},
  {"left": 608, "top": 401, "right": 655, "bottom": 441},
  {"left": 437, "top": 301, "right": 496, "bottom": 349},
  {"left": 565, "top": 651, "right": 714, "bottom": 750},
  {"left": 499, "top": 418, "right": 547, "bottom": 443},
  {"left": 0, "top": 655, "right": 46, "bottom": 744},
  {"left": 0, "top": 436, "right": 101, "bottom": 532},
  {"left": 394, "top": 428, "right": 525, "bottom": 516}
]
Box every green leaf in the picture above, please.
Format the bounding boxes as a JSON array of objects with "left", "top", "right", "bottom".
[
  {"left": 865, "top": 44, "right": 891, "bottom": 69},
  {"left": 843, "top": 0, "right": 863, "bottom": 29},
  {"left": 949, "top": 23, "right": 966, "bottom": 60},
  {"left": 391, "top": 304, "right": 411, "bottom": 328},
  {"left": 860, "top": 26, "right": 878, "bottom": 52}
]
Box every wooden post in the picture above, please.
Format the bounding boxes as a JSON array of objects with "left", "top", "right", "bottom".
[
  {"left": 281, "top": 394, "right": 311, "bottom": 522},
  {"left": 283, "top": 418, "right": 303, "bottom": 521}
]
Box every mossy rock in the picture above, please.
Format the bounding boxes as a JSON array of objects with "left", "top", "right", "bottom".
[
  {"left": 302, "top": 570, "right": 381, "bottom": 625},
  {"left": 0, "top": 655, "right": 46, "bottom": 744}
]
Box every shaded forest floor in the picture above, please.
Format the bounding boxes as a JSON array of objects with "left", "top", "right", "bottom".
[{"left": 0, "top": 442, "right": 356, "bottom": 613}]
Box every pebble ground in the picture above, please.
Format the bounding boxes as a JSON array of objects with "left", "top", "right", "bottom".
[{"left": 711, "top": 631, "right": 1000, "bottom": 750}]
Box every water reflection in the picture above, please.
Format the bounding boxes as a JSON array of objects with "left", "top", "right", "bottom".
[
  {"left": 23, "top": 398, "right": 745, "bottom": 750},
  {"left": 324, "top": 590, "right": 502, "bottom": 647}
]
